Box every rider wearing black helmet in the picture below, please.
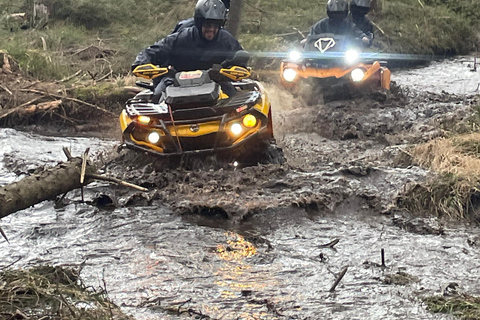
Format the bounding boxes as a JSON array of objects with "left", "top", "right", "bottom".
[
  {"left": 350, "top": 0, "right": 374, "bottom": 42},
  {"left": 172, "top": 0, "right": 230, "bottom": 33},
  {"left": 132, "top": 0, "right": 243, "bottom": 101},
  {"left": 309, "top": 0, "right": 370, "bottom": 46}
]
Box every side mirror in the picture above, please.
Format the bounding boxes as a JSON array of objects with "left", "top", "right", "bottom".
[{"left": 222, "top": 50, "right": 251, "bottom": 67}]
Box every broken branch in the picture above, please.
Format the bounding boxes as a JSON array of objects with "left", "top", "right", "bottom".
[
  {"left": 19, "top": 88, "right": 116, "bottom": 116},
  {"left": 87, "top": 173, "right": 148, "bottom": 192},
  {"left": 329, "top": 266, "right": 348, "bottom": 292}
]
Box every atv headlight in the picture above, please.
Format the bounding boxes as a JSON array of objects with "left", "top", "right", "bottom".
[
  {"left": 282, "top": 68, "right": 297, "bottom": 83},
  {"left": 345, "top": 49, "right": 360, "bottom": 65},
  {"left": 147, "top": 131, "right": 161, "bottom": 144},
  {"left": 138, "top": 115, "right": 151, "bottom": 125},
  {"left": 230, "top": 123, "right": 243, "bottom": 136},
  {"left": 351, "top": 68, "right": 365, "bottom": 82},
  {"left": 288, "top": 50, "right": 303, "bottom": 63},
  {"left": 242, "top": 114, "right": 257, "bottom": 128}
]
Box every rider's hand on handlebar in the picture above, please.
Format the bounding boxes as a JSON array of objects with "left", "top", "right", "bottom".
[{"left": 362, "top": 36, "right": 369, "bottom": 44}]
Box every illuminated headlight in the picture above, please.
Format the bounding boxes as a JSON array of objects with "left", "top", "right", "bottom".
[
  {"left": 230, "top": 123, "right": 243, "bottom": 136},
  {"left": 344, "top": 49, "right": 360, "bottom": 65},
  {"left": 147, "top": 132, "right": 161, "bottom": 144},
  {"left": 282, "top": 68, "right": 297, "bottom": 83},
  {"left": 351, "top": 68, "right": 365, "bottom": 82},
  {"left": 242, "top": 114, "right": 257, "bottom": 128},
  {"left": 138, "top": 115, "right": 151, "bottom": 124},
  {"left": 288, "top": 50, "right": 303, "bottom": 62}
]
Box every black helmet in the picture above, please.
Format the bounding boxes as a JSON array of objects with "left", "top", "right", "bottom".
[
  {"left": 350, "top": 0, "right": 371, "bottom": 17},
  {"left": 194, "top": 0, "right": 227, "bottom": 29},
  {"left": 221, "top": 0, "right": 230, "bottom": 10},
  {"left": 326, "top": 0, "right": 348, "bottom": 20},
  {"left": 351, "top": 0, "right": 371, "bottom": 8}
]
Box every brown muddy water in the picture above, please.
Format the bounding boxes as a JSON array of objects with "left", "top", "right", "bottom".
[{"left": 1, "top": 57, "right": 480, "bottom": 320}]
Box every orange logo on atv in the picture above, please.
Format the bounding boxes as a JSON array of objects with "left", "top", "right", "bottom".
[{"left": 179, "top": 70, "right": 203, "bottom": 80}]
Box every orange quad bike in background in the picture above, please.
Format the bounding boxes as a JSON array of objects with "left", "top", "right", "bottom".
[{"left": 280, "top": 33, "right": 391, "bottom": 103}]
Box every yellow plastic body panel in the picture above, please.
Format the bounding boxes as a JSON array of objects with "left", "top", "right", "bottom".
[
  {"left": 120, "top": 83, "right": 271, "bottom": 154},
  {"left": 133, "top": 64, "right": 169, "bottom": 80},
  {"left": 220, "top": 66, "right": 251, "bottom": 81}
]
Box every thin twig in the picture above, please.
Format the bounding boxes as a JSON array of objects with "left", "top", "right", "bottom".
[
  {"left": 19, "top": 88, "right": 116, "bottom": 116},
  {"left": 87, "top": 173, "right": 149, "bottom": 191},
  {"left": 329, "top": 266, "right": 348, "bottom": 292},
  {"left": 0, "top": 84, "right": 12, "bottom": 95},
  {"left": 0, "top": 226, "right": 9, "bottom": 243},
  {"left": 57, "top": 70, "right": 82, "bottom": 83},
  {"left": 0, "top": 256, "right": 22, "bottom": 270},
  {"left": 0, "top": 96, "right": 44, "bottom": 120},
  {"left": 371, "top": 21, "right": 386, "bottom": 36},
  {"left": 62, "top": 146, "right": 73, "bottom": 161},
  {"left": 318, "top": 238, "right": 340, "bottom": 248},
  {"left": 80, "top": 148, "right": 90, "bottom": 184}
]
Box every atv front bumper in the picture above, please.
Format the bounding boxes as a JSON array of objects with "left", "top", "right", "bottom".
[
  {"left": 120, "top": 109, "right": 272, "bottom": 157},
  {"left": 280, "top": 60, "right": 391, "bottom": 90}
]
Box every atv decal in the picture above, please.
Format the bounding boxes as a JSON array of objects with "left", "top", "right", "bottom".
[
  {"left": 314, "top": 38, "right": 336, "bottom": 53},
  {"left": 179, "top": 70, "right": 203, "bottom": 80}
]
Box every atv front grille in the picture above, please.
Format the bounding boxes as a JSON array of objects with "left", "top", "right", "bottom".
[
  {"left": 126, "top": 102, "right": 168, "bottom": 116},
  {"left": 163, "top": 132, "right": 231, "bottom": 152}
]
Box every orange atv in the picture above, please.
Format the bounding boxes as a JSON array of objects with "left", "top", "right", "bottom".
[{"left": 280, "top": 33, "right": 391, "bottom": 102}]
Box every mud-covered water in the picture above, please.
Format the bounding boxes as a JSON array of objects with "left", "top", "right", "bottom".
[{"left": 1, "top": 57, "right": 480, "bottom": 319}]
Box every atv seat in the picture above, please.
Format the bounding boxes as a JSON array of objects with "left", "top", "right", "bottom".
[{"left": 165, "top": 82, "right": 220, "bottom": 109}]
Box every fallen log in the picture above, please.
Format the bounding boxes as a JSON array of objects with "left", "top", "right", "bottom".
[
  {"left": 0, "top": 157, "right": 95, "bottom": 219},
  {"left": 0, "top": 148, "right": 148, "bottom": 219}
]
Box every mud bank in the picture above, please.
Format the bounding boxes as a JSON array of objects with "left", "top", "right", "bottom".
[{"left": 1, "top": 57, "right": 480, "bottom": 320}]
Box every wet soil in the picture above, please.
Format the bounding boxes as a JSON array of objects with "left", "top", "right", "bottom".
[{"left": 1, "top": 57, "right": 480, "bottom": 319}]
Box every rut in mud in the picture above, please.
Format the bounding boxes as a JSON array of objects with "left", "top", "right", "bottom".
[{"left": 1, "top": 57, "right": 480, "bottom": 319}]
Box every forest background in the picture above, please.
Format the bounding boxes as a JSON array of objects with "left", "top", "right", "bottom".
[{"left": 0, "top": 0, "right": 479, "bottom": 81}]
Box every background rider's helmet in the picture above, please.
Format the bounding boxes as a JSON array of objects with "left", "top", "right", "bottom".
[
  {"left": 194, "top": 0, "right": 228, "bottom": 30},
  {"left": 326, "top": 0, "right": 349, "bottom": 21},
  {"left": 350, "top": 0, "right": 371, "bottom": 18},
  {"left": 221, "top": 0, "right": 230, "bottom": 10}
]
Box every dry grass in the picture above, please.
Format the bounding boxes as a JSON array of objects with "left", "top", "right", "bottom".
[
  {"left": 397, "top": 133, "right": 480, "bottom": 222},
  {"left": 412, "top": 133, "right": 480, "bottom": 179},
  {"left": 423, "top": 295, "right": 480, "bottom": 320},
  {"left": 0, "top": 265, "right": 134, "bottom": 320}
]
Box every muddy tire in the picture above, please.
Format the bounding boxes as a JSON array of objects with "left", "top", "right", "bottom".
[{"left": 234, "top": 139, "right": 286, "bottom": 167}]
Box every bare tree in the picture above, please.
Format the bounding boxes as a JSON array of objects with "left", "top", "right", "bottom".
[{"left": 226, "top": 0, "right": 244, "bottom": 38}]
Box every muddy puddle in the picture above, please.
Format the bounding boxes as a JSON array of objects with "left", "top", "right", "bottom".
[{"left": 1, "top": 57, "right": 480, "bottom": 319}]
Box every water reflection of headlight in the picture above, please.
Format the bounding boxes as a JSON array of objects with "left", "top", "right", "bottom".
[
  {"left": 351, "top": 68, "right": 365, "bottom": 82},
  {"left": 147, "top": 132, "right": 160, "bottom": 144},
  {"left": 345, "top": 49, "right": 360, "bottom": 65},
  {"left": 288, "top": 50, "right": 303, "bottom": 62},
  {"left": 282, "top": 68, "right": 297, "bottom": 82}
]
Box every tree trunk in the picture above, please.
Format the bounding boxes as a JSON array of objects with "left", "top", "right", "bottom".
[
  {"left": 0, "top": 158, "right": 95, "bottom": 219},
  {"left": 225, "top": 0, "right": 244, "bottom": 38}
]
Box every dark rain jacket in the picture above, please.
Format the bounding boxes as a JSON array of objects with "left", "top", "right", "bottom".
[
  {"left": 132, "top": 26, "right": 243, "bottom": 72},
  {"left": 352, "top": 16, "right": 374, "bottom": 39},
  {"left": 172, "top": 17, "right": 195, "bottom": 33},
  {"left": 310, "top": 17, "right": 367, "bottom": 39}
]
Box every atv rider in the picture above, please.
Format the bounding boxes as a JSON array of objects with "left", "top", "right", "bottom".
[
  {"left": 132, "top": 0, "right": 244, "bottom": 101},
  {"left": 172, "top": 0, "right": 230, "bottom": 33},
  {"left": 350, "top": 0, "right": 374, "bottom": 43},
  {"left": 308, "top": 0, "right": 371, "bottom": 47}
]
